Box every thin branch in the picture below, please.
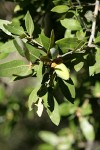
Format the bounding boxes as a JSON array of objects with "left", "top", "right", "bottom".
[
  {"left": 59, "top": 51, "right": 73, "bottom": 58},
  {"left": 88, "top": 0, "right": 99, "bottom": 47}
]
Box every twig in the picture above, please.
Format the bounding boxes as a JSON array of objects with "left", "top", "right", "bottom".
[
  {"left": 88, "top": 0, "right": 99, "bottom": 47},
  {"left": 59, "top": 51, "right": 73, "bottom": 58}
]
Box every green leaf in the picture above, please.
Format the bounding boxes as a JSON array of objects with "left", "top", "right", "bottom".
[
  {"left": 94, "top": 36, "right": 100, "bottom": 43},
  {"left": 25, "top": 43, "right": 40, "bottom": 62},
  {"left": 79, "top": 117, "right": 95, "bottom": 141},
  {"left": 51, "top": 5, "right": 69, "bottom": 13},
  {"left": 74, "top": 62, "right": 84, "bottom": 72},
  {"left": 4, "top": 23, "right": 25, "bottom": 36},
  {"left": 89, "top": 66, "right": 95, "bottom": 76},
  {"left": 0, "top": 40, "right": 17, "bottom": 53},
  {"left": 56, "top": 38, "right": 84, "bottom": 52},
  {"left": 92, "top": 82, "right": 100, "bottom": 98},
  {"left": 39, "top": 131, "right": 58, "bottom": 145},
  {"left": 47, "top": 98, "right": 60, "bottom": 126},
  {"left": 25, "top": 11, "right": 34, "bottom": 36},
  {"left": 39, "top": 31, "right": 50, "bottom": 51},
  {"left": 55, "top": 63, "right": 70, "bottom": 80},
  {"left": 59, "top": 102, "right": 77, "bottom": 116},
  {"left": 89, "top": 48, "right": 100, "bottom": 75},
  {"left": 81, "top": 101, "right": 92, "bottom": 116},
  {"left": 37, "top": 85, "right": 47, "bottom": 97},
  {"left": 58, "top": 78, "right": 75, "bottom": 103},
  {"left": 76, "top": 30, "right": 86, "bottom": 40},
  {"left": 49, "top": 30, "right": 55, "bottom": 49},
  {"left": 85, "top": 11, "right": 94, "bottom": 22},
  {"left": 0, "top": 85, "right": 5, "bottom": 102},
  {"left": 0, "top": 19, "right": 11, "bottom": 35},
  {"left": 13, "top": 37, "right": 30, "bottom": 60},
  {"left": 0, "top": 60, "right": 32, "bottom": 77},
  {"left": 60, "top": 19, "right": 81, "bottom": 31},
  {"left": 38, "top": 144, "right": 53, "bottom": 150},
  {"left": 64, "top": 29, "right": 75, "bottom": 38},
  {"left": 0, "top": 53, "right": 9, "bottom": 60},
  {"left": 37, "top": 61, "right": 43, "bottom": 79},
  {"left": 94, "top": 32, "right": 100, "bottom": 43},
  {"left": 28, "top": 85, "right": 41, "bottom": 111}
]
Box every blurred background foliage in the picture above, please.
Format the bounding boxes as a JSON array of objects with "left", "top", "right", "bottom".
[{"left": 0, "top": 0, "right": 100, "bottom": 150}]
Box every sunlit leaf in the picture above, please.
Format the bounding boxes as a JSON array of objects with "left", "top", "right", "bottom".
[
  {"left": 0, "top": 40, "right": 17, "bottom": 53},
  {"left": 51, "top": 5, "right": 69, "bottom": 13},
  {"left": 39, "top": 31, "right": 50, "bottom": 51},
  {"left": 56, "top": 38, "right": 84, "bottom": 52},
  {"left": 0, "top": 60, "right": 32, "bottom": 77},
  {"left": 0, "top": 19, "right": 11, "bottom": 35},
  {"left": 28, "top": 85, "right": 41, "bottom": 111},
  {"left": 25, "top": 43, "right": 40, "bottom": 62},
  {"left": 4, "top": 23, "right": 25, "bottom": 36},
  {"left": 35, "top": 97, "right": 44, "bottom": 117},
  {"left": 0, "top": 53, "right": 9, "bottom": 60},
  {"left": 47, "top": 98, "right": 60, "bottom": 126},
  {"left": 25, "top": 11, "right": 34, "bottom": 36},
  {"left": 14, "top": 37, "right": 30, "bottom": 61},
  {"left": 74, "top": 62, "right": 84, "bottom": 72},
  {"left": 60, "top": 19, "right": 81, "bottom": 31},
  {"left": 55, "top": 63, "right": 70, "bottom": 80}
]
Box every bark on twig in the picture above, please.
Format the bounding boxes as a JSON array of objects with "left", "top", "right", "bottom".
[{"left": 88, "top": 0, "right": 99, "bottom": 47}]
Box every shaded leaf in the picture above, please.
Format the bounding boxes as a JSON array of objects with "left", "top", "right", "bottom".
[
  {"left": 58, "top": 78, "right": 75, "bottom": 103},
  {"left": 37, "top": 85, "right": 48, "bottom": 97},
  {"left": 42, "top": 93, "right": 49, "bottom": 108}
]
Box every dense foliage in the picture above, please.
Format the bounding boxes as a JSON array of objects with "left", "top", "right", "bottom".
[{"left": 0, "top": 0, "right": 100, "bottom": 150}]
